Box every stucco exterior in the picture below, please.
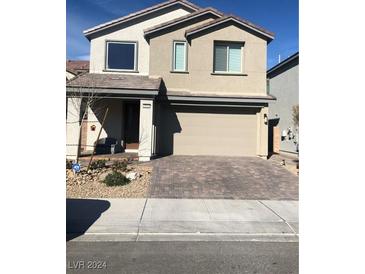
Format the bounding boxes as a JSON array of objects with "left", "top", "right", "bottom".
[
  {"left": 66, "top": 0, "right": 274, "bottom": 160},
  {"left": 268, "top": 54, "right": 299, "bottom": 154},
  {"left": 89, "top": 7, "right": 191, "bottom": 75},
  {"left": 149, "top": 22, "right": 267, "bottom": 96}
]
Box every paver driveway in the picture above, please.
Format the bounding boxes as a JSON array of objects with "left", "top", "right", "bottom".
[{"left": 148, "top": 156, "right": 298, "bottom": 200}]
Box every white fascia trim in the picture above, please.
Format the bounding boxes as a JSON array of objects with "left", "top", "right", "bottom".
[{"left": 83, "top": 1, "right": 199, "bottom": 36}]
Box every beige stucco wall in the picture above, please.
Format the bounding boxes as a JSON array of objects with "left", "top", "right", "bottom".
[
  {"left": 149, "top": 23, "right": 268, "bottom": 96},
  {"left": 89, "top": 8, "right": 191, "bottom": 75},
  {"left": 66, "top": 97, "right": 81, "bottom": 160}
]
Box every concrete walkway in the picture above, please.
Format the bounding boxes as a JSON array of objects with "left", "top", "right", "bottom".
[{"left": 67, "top": 198, "right": 298, "bottom": 242}]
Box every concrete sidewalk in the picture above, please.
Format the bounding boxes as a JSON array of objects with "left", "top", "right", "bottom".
[{"left": 66, "top": 198, "right": 298, "bottom": 242}]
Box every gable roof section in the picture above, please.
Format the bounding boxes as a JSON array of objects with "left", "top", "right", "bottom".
[
  {"left": 267, "top": 52, "right": 299, "bottom": 77},
  {"left": 185, "top": 15, "right": 275, "bottom": 42},
  {"left": 143, "top": 7, "right": 223, "bottom": 37},
  {"left": 83, "top": 0, "right": 200, "bottom": 38}
]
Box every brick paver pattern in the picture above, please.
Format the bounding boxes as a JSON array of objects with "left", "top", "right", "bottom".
[{"left": 148, "top": 156, "right": 298, "bottom": 200}]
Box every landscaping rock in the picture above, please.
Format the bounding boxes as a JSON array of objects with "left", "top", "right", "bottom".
[
  {"left": 126, "top": 172, "right": 137, "bottom": 180},
  {"left": 66, "top": 163, "right": 152, "bottom": 198}
]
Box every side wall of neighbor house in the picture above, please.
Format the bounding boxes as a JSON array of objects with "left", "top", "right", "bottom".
[
  {"left": 149, "top": 22, "right": 267, "bottom": 96},
  {"left": 268, "top": 62, "right": 299, "bottom": 154},
  {"left": 89, "top": 7, "right": 192, "bottom": 75},
  {"left": 85, "top": 99, "right": 125, "bottom": 151}
]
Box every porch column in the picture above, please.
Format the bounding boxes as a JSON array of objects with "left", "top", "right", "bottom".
[
  {"left": 257, "top": 106, "right": 269, "bottom": 158},
  {"left": 66, "top": 97, "right": 82, "bottom": 161},
  {"left": 138, "top": 99, "right": 154, "bottom": 161}
]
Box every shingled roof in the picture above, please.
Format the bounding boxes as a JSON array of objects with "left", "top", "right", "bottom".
[
  {"left": 66, "top": 60, "right": 89, "bottom": 75},
  {"left": 83, "top": 0, "right": 200, "bottom": 38},
  {"left": 66, "top": 73, "right": 162, "bottom": 91},
  {"left": 185, "top": 15, "right": 275, "bottom": 41},
  {"left": 144, "top": 7, "right": 223, "bottom": 37}
]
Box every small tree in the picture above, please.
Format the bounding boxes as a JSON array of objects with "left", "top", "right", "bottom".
[{"left": 66, "top": 74, "right": 106, "bottom": 162}]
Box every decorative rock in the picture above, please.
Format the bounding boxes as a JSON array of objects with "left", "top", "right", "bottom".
[{"left": 126, "top": 172, "right": 137, "bottom": 180}]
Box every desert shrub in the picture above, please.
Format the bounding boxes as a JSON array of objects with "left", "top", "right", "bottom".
[
  {"left": 89, "top": 159, "right": 106, "bottom": 170},
  {"left": 66, "top": 160, "right": 73, "bottom": 169},
  {"left": 103, "top": 171, "right": 130, "bottom": 186},
  {"left": 112, "top": 160, "right": 127, "bottom": 171}
]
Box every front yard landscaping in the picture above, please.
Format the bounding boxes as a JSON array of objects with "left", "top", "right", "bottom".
[{"left": 66, "top": 160, "right": 152, "bottom": 198}]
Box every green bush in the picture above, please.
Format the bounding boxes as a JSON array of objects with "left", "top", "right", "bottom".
[
  {"left": 103, "top": 171, "right": 130, "bottom": 186},
  {"left": 66, "top": 160, "right": 73, "bottom": 169},
  {"left": 112, "top": 160, "right": 127, "bottom": 171},
  {"left": 89, "top": 160, "right": 106, "bottom": 170}
]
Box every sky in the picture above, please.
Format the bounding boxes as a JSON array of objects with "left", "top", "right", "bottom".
[{"left": 66, "top": 0, "right": 298, "bottom": 69}]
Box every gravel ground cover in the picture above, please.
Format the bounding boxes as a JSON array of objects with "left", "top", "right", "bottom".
[{"left": 66, "top": 162, "right": 152, "bottom": 198}]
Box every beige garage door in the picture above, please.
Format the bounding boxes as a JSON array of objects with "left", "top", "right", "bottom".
[{"left": 163, "top": 106, "right": 258, "bottom": 156}]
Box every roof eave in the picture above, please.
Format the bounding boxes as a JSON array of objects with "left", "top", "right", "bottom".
[
  {"left": 143, "top": 9, "right": 223, "bottom": 37},
  {"left": 267, "top": 52, "right": 299, "bottom": 75},
  {"left": 83, "top": 0, "right": 201, "bottom": 38},
  {"left": 185, "top": 17, "right": 274, "bottom": 42}
]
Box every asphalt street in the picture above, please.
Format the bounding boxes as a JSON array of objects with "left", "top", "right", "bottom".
[{"left": 67, "top": 241, "right": 298, "bottom": 274}]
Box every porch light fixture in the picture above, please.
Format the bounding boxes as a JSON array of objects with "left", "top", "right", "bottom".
[{"left": 264, "top": 114, "right": 268, "bottom": 125}]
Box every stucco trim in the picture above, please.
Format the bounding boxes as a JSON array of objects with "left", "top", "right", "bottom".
[
  {"left": 165, "top": 95, "right": 275, "bottom": 103},
  {"left": 66, "top": 87, "right": 159, "bottom": 96},
  {"left": 169, "top": 102, "right": 265, "bottom": 108}
]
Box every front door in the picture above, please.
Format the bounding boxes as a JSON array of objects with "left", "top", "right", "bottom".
[{"left": 124, "top": 102, "right": 140, "bottom": 150}]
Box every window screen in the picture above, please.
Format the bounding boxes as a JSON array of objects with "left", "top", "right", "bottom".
[{"left": 214, "top": 43, "right": 242, "bottom": 73}]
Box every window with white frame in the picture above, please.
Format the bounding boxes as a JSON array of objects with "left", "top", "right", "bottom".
[
  {"left": 173, "top": 41, "right": 187, "bottom": 71},
  {"left": 214, "top": 42, "right": 243, "bottom": 73},
  {"left": 106, "top": 41, "right": 137, "bottom": 71}
]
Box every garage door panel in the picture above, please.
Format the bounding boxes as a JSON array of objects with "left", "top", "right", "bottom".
[{"left": 169, "top": 106, "right": 258, "bottom": 157}]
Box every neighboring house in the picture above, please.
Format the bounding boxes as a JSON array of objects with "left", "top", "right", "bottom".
[
  {"left": 66, "top": 0, "right": 275, "bottom": 161},
  {"left": 66, "top": 60, "right": 89, "bottom": 80},
  {"left": 267, "top": 52, "right": 299, "bottom": 155}
]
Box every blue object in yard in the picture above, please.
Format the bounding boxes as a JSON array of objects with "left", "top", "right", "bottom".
[{"left": 72, "top": 163, "right": 81, "bottom": 173}]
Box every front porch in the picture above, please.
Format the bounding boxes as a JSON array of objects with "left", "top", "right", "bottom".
[{"left": 66, "top": 73, "right": 161, "bottom": 162}]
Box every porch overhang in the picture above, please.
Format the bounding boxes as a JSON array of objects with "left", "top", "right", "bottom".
[
  {"left": 66, "top": 73, "right": 161, "bottom": 99},
  {"left": 161, "top": 91, "right": 276, "bottom": 107},
  {"left": 66, "top": 86, "right": 159, "bottom": 100}
]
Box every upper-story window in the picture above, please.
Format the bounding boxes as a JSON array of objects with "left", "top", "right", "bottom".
[
  {"left": 106, "top": 41, "right": 137, "bottom": 71},
  {"left": 172, "top": 41, "right": 187, "bottom": 72},
  {"left": 213, "top": 42, "right": 243, "bottom": 73}
]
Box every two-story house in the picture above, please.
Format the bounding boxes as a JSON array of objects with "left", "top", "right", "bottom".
[{"left": 66, "top": 0, "right": 275, "bottom": 161}]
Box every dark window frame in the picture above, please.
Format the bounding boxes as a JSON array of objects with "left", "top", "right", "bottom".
[{"left": 105, "top": 40, "right": 138, "bottom": 72}]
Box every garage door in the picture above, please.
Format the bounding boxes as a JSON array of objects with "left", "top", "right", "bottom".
[{"left": 159, "top": 106, "right": 258, "bottom": 156}]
